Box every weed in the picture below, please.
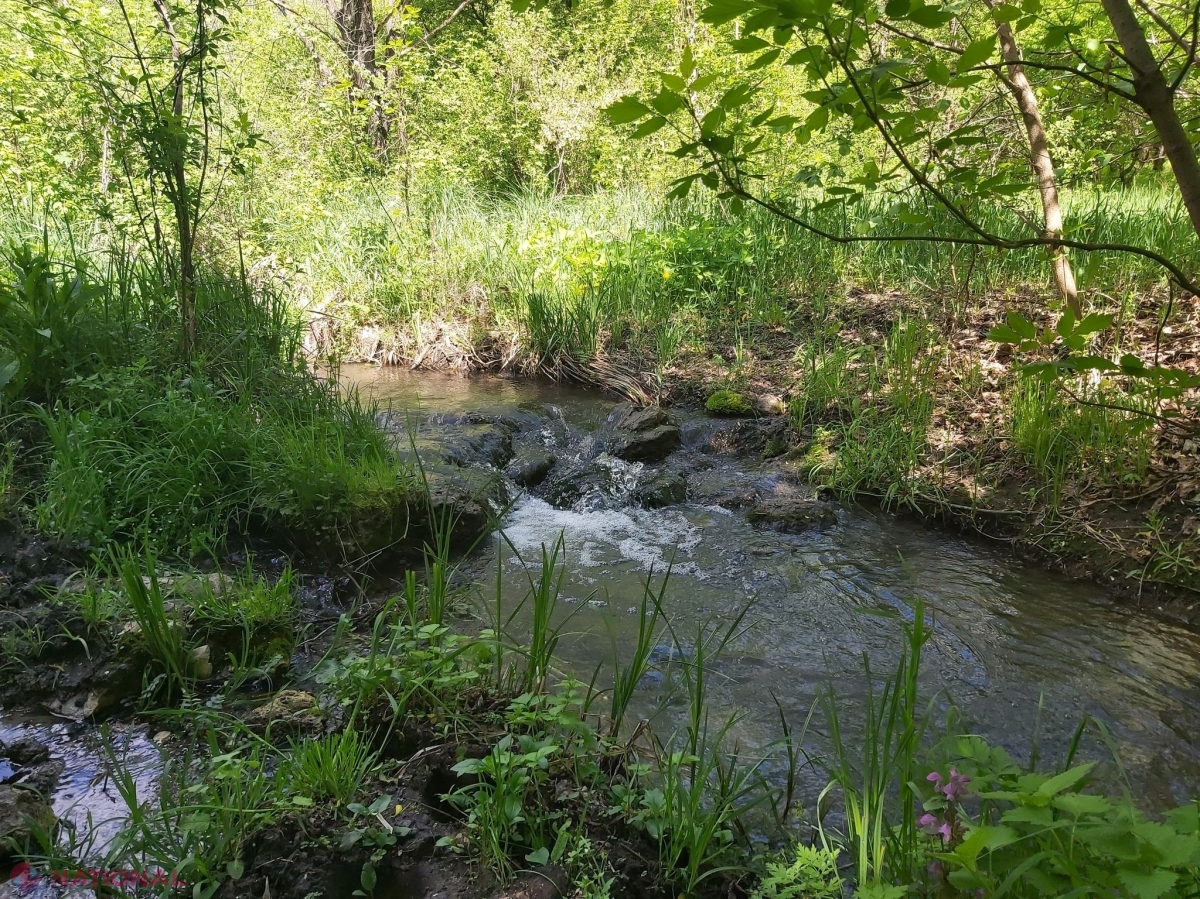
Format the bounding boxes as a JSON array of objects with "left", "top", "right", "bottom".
[
  {"left": 751, "top": 842, "right": 843, "bottom": 899},
  {"left": 281, "top": 727, "right": 380, "bottom": 805},
  {"left": 819, "top": 599, "right": 933, "bottom": 891},
  {"left": 114, "top": 547, "right": 191, "bottom": 701},
  {"left": 607, "top": 566, "right": 667, "bottom": 737}
]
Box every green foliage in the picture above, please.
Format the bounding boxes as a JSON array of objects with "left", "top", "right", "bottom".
[
  {"left": 821, "top": 599, "right": 932, "bottom": 890},
  {"left": 444, "top": 682, "right": 597, "bottom": 878},
  {"left": 0, "top": 245, "right": 105, "bottom": 404},
  {"left": 105, "top": 732, "right": 288, "bottom": 896},
  {"left": 751, "top": 843, "right": 844, "bottom": 899},
  {"left": 316, "top": 615, "right": 483, "bottom": 721},
  {"left": 115, "top": 547, "right": 192, "bottom": 701},
  {"left": 705, "top": 388, "right": 755, "bottom": 416},
  {"left": 281, "top": 728, "right": 380, "bottom": 805},
  {"left": 937, "top": 736, "right": 1200, "bottom": 899}
]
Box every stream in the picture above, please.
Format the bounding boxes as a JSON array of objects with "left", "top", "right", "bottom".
[
  {"left": 3, "top": 367, "right": 1199, "bottom": 892},
  {"left": 354, "top": 366, "right": 1200, "bottom": 813}
]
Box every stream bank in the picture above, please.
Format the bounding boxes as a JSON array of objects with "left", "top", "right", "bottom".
[{"left": 3, "top": 367, "right": 1200, "bottom": 898}]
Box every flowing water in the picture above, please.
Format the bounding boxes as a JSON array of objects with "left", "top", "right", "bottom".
[
  {"left": 4, "top": 367, "right": 1199, "bottom": 895},
  {"left": 349, "top": 366, "right": 1200, "bottom": 812}
]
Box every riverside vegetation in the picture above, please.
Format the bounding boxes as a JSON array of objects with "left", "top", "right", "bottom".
[{"left": 3, "top": 0, "right": 1200, "bottom": 895}]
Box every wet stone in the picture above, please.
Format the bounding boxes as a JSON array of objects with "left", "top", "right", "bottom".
[
  {"left": 746, "top": 494, "right": 837, "bottom": 531},
  {"left": 0, "top": 784, "right": 54, "bottom": 863},
  {"left": 633, "top": 470, "right": 687, "bottom": 509},
  {"left": 506, "top": 452, "right": 556, "bottom": 488},
  {"left": 605, "top": 404, "right": 682, "bottom": 463}
]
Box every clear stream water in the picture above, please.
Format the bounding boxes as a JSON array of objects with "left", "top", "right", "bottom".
[
  {"left": 3, "top": 368, "right": 1199, "bottom": 893},
  {"left": 349, "top": 366, "right": 1200, "bottom": 814}
]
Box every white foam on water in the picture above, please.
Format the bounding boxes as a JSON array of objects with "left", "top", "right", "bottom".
[{"left": 501, "top": 496, "right": 704, "bottom": 578}]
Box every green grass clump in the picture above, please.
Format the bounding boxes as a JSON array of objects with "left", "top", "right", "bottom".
[
  {"left": 0, "top": 245, "right": 415, "bottom": 559},
  {"left": 705, "top": 389, "right": 755, "bottom": 417}
]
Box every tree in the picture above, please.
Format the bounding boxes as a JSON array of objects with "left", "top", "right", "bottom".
[{"left": 606, "top": 0, "right": 1200, "bottom": 298}]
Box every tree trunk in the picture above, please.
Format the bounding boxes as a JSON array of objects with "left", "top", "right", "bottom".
[
  {"left": 988, "top": 8, "right": 1080, "bottom": 315},
  {"left": 335, "top": 0, "right": 389, "bottom": 157},
  {"left": 1101, "top": 0, "right": 1200, "bottom": 241},
  {"left": 153, "top": 0, "right": 197, "bottom": 358}
]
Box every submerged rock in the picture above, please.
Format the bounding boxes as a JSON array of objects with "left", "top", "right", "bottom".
[
  {"left": 633, "top": 470, "right": 687, "bottom": 509},
  {"left": 746, "top": 494, "right": 837, "bottom": 531},
  {"left": 606, "top": 404, "right": 681, "bottom": 462},
  {"left": 0, "top": 738, "right": 62, "bottom": 797},
  {"left": 544, "top": 456, "right": 638, "bottom": 511}
]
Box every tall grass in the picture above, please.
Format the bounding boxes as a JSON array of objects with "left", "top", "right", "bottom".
[
  {"left": 0, "top": 237, "right": 413, "bottom": 558},
  {"left": 820, "top": 600, "right": 933, "bottom": 890},
  {"left": 249, "top": 182, "right": 1199, "bottom": 367}
]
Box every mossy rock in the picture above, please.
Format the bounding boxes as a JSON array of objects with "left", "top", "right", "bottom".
[{"left": 705, "top": 389, "right": 755, "bottom": 417}]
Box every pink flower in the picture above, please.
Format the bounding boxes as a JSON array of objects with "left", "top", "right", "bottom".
[{"left": 927, "top": 768, "right": 970, "bottom": 802}]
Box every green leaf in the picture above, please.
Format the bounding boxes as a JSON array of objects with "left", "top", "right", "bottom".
[
  {"left": 605, "top": 96, "right": 651, "bottom": 124},
  {"left": 884, "top": 0, "right": 911, "bottom": 16},
  {"left": 1035, "top": 763, "right": 1095, "bottom": 798},
  {"left": 1075, "top": 312, "right": 1114, "bottom": 336},
  {"left": 630, "top": 117, "right": 668, "bottom": 138},
  {"left": 661, "top": 72, "right": 688, "bottom": 91},
  {"left": 700, "top": 0, "right": 757, "bottom": 24},
  {"left": 526, "top": 847, "right": 550, "bottom": 865},
  {"left": 226, "top": 859, "right": 244, "bottom": 880},
  {"left": 987, "top": 323, "right": 1021, "bottom": 344},
  {"left": 1053, "top": 793, "right": 1112, "bottom": 816},
  {"left": 1117, "top": 867, "right": 1177, "bottom": 899},
  {"left": 360, "top": 861, "right": 377, "bottom": 892},
  {"left": 957, "top": 37, "right": 996, "bottom": 72},
  {"left": 990, "top": 3, "right": 1023, "bottom": 21},
  {"left": 1005, "top": 311, "right": 1037, "bottom": 340},
  {"left": 731, "top": 35, "right": 771, "bottom": 52},
  {"left": 691, "top": 73, "right": 720, "bottom": 91},
  {"left": 907, "top": 4, "right": 955, "bottom": 27},
  {"left": 925, "top": 59, "right": 951, "bottom": 85},
  {"left": 748, "top": 47, "right": 782, "bottom": 68},
  {"left": 650, "top": 90, "right": 684, "bottom": 115}
]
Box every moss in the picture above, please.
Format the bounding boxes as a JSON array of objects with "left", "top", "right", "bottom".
[{"left": 705, "top": 389, "right": 755, "bottom": 417}]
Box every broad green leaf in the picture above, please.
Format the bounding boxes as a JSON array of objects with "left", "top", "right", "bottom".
[
  {"left": 1116, "top": 867, "right": 1176, "bottom": 899},
  {"left": 731, "top": 35, "right": 771, "bottom": 52},
  {"left": 605, "top": 96, "right": 651, "bottom": 124},
  {"left": 1052, "top": 793, "right": 1112, "bottom": 817},
  {"left": 925, "top": 59, "right": 951, "bottom": 85},
  {"left": 630, "top": 117, "right": 667, "bottom": 138},
  {"left": 957, "top": 37, "right": 996, "bottom": 72},
  {"left": 990, "top": 3, "right": 1022, "bottom": 22},
  {"left": 907, "top": 4, "right": 955, "bottom": 27},
  {"left": 650, "top": 90, "right": 684, "bottom": 115},
  {"left": 526, "top": 847, "right": 550, "bottom": 865},
  {"left": 700, "top": 0, "right": 758, "bottom": 25},
  {"left": 1075, "top": 312, "right": 1114, "bottom": 335},
  {"left": 661, "top": 72, "right": 688, "bottom": 91},
  {"left": 748, "top": 47, "right": 782, "bottom": 69},
  {"left": 987, "top": 323, "right": 1021, "bottom": 343},
  {"left": 1005, "top": 311, "right": 1037, "bottom": 340}
]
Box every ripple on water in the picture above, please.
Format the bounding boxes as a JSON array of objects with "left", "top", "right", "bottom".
[{"left": 0, "top": 713, "right": 161, "bottom": 862}]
